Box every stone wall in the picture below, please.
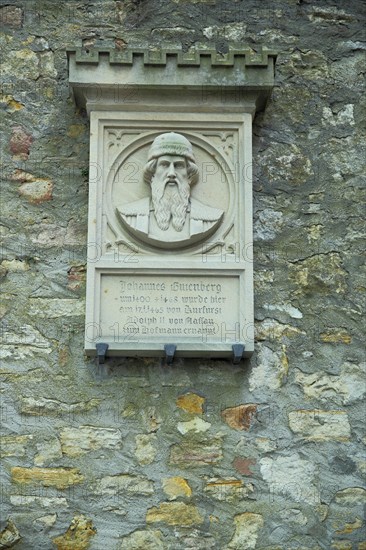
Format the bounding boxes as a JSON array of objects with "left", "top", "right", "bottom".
[{"left": 0, "top": 1, "right": 365, "bottom": 548}]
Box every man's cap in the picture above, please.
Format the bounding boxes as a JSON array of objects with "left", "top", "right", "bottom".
[{"left": 147, "top": 132, "right": 196, "bottom": 163}]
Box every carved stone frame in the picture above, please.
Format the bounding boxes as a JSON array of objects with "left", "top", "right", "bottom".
[{"left": 67, "top": 48, "right": 276, "bottom": 358}]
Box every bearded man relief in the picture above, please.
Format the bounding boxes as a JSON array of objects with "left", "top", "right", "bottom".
[{"left": 116, "top": 133, "right": 224, "bottom": 249}]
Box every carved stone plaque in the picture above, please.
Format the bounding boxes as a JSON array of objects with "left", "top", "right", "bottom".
[{"left": 67, "top": 47, "right": 276, "bottom": 358}]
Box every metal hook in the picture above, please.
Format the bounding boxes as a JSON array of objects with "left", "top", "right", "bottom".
[
  {"left": 164, "top": 344, "right": 177, "bottom": 364},
  {"left": 96, "top": 343, "right": 109, "bottom": 365},
  {"left": 232, "top": 344, "right": 245, "bottom": 364}
]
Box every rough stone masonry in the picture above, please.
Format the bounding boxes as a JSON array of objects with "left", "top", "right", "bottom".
[{"left": 0, "top": 0, "right": 365, "bottom": 548}]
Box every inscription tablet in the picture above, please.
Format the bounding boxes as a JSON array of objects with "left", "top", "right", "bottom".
[{"left": 98, "top": 274, "right": 240, "bottom": 345}]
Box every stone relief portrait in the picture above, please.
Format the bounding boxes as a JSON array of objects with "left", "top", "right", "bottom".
[{"left": 116, "top": 133, "right": 224, "bottom": 248}]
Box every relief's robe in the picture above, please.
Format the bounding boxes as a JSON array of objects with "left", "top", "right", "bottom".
[{"left": 117, "top": 197, "right": 224, "bottom": 249}]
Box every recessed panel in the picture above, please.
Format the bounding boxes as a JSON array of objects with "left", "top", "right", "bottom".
[{"left": 98, "top": 273, "right": 240, "bottom": 346}]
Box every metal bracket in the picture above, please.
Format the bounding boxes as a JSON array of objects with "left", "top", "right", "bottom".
[
  {"left": 96, "top": 343, "right": 109, "bottom": 365},
  {"left": 232, "top": 344, "right": 245, "bottom": 364},
  {"left": 164, "top": 344, "right": 177, "bottom": 364}
]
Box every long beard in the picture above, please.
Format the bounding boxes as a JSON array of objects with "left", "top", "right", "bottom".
[{"left": 151, "top": 176, "right": 190, "bottom": 231}]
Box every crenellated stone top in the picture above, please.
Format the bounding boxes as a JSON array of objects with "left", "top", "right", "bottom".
[
  {"left": 67, "top": 46, "right": 276, "bottom": 113},
  {"left": 67, "top": 47, "right": 276, "bottom": 67}
]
